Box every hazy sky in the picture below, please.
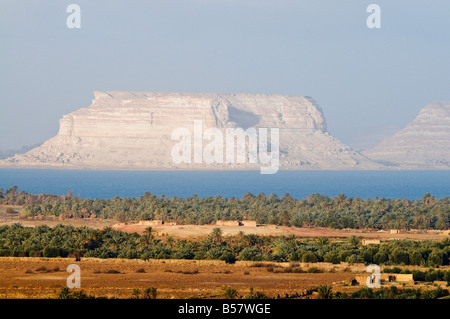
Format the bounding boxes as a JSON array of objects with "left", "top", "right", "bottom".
[{"left": 1, "top": 0, "right": 449, "bottom": 151}]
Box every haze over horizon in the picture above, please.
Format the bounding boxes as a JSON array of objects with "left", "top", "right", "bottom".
[{"left": 1, "top": 0, "right": 449, "bottom": 152}]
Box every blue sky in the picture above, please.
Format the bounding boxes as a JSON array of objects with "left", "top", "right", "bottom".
[{"left": 1, "top": 0, "right": 449, "bottom": 151}]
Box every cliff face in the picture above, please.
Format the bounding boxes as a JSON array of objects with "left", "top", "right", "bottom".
[
  {"left": 363, "top": 102, "right": 450, "bottom": 168},
  {"left": 0, "top": 91, "right": 380, "bottom": 170}
]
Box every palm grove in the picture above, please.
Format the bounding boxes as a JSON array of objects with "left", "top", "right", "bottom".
[
  {"left": 0, "top": 187, "right": 449, "bottom": 268},
  {"left": 1, "top": 187, "right": 449, "bottom": 230},
  {"left": 0, "top": 222, "right": 449, "bottom": 270}
]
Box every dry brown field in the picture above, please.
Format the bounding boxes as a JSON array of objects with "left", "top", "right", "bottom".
[
  {"left": 0, "top": 257, "right": 366, "bottom": 299},
  {"left": 1, "top": 257, "right": 448, "bottom": 299},
  {"left": 114, "top": 223, "right": 448, "bottom": 241}
]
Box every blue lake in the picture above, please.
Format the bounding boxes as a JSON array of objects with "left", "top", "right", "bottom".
[{"left": 0, "top": 169, "right": 448, "bottom": 200}]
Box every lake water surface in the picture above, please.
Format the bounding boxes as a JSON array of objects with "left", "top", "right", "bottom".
[{"left": 0, "top": 169, "right": 448, "bottom": 200}]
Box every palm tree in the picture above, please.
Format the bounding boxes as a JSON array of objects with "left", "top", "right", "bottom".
[
  {"left": 103, "top": 226, "right": 113, "bottom": 234},
  {"left": 166, "top": 236, "right": 174, "bottom": 248},
  {"left": 334, "top": 193, "right": 347, "bottom": 209},
  {"left": 317, "top": 285, "right": 333, "bottom": 299},
  {"left": 143, "top": 287, "right": 157, "bottom": 299},
  {"left": 223, "top": 287, "right": 239, "bottom": 299},
  {"left": 316, "top": 237, "right": 329, "bottom": 246},
  {"left": 421, "top": 193, "right": 435, "bottom": 207},
  {"left": 144, "top": 227, "right": 154, "bottom": 239},
  {"left": 210, "top": 227, "right": 223, "bottom": 243},
  {"left": 348, "top": 235, "right": 360, "bottom": 247},
  {"left": 109, "top": 234, "right": 125, "bottom": 252},
  {"left": 132, "top": 289, "right": 141, "bottom": 299},
  {"left": 56, "top": 287, "right": 73, "bottom": 299},
  {"left": 271, "top": 238, "right": 291, "bottom": 259}
]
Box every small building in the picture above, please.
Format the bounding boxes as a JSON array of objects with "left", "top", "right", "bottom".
[
  {"left": 354, "top": 273, "right": 414, "bottom": 286},
  {"left": 382, "top": 273, "right": 414, "bottom": 285},
  {"left": 390, "top": 229, "right": 400, "bottom": 234},
  {"left": 138, "top": 220, "right": 163, "bottom": 226},
  {"left": 216, "top": 220, "right": 241, "bottom": 226},
  {"left": 241, "top": 220, "right": 257, "bottom": 227},
  {"left": 216, "top": 220, "right": 257, "bottom": 227},
  {"left": 362, "top": 239, "right": 381, "bottom": 246}
]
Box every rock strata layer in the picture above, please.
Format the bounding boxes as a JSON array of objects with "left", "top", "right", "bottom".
[{"left": 0, "top": 91, "right": 381, "bottom": 170}]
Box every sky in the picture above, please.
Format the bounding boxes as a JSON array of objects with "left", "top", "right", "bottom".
[{"left": 1, "top": 0, "right": 449, "bottom": 151}]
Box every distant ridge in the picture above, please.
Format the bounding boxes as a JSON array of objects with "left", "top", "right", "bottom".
[
  {"left": 0, "top": 91, "right": 382, "bottom": 170},
  {"left": 0, "top": 144, "right": 42, "bottom": 160},
  {"left": 363, "top": 102, "right": 450, "bottom": 169}
]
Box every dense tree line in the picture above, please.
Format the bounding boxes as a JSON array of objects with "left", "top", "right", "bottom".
[
  {"left": 0, "top": 224, "right": 449, "bottom": 268},
  {"left": 0, "top": 187, "right": 449, "bottom": 230},
  {"left": 318, "top": 285, "right": 449, "bottom": 299}
]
